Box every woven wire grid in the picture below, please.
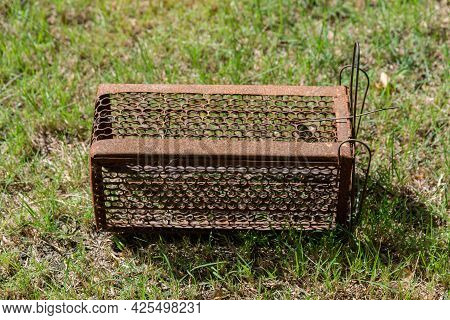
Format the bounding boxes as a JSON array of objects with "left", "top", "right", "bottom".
[
  {"left": 92, "top": 92, "right": 338, "bottom": 143},
  {"left": 92, "top": 162, "right": 339, "bottom": 230}
]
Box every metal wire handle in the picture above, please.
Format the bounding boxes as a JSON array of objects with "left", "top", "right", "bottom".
[
  {"left": 339, "top": 42, "right": 370, "bottom": 139},
  {"left": 338, "top": 139, "right": 372, "bottom": 228}
]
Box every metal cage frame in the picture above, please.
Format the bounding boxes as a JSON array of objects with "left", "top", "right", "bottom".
[{"left": 89, "top": 42, "right": 371, "bottom": 231}]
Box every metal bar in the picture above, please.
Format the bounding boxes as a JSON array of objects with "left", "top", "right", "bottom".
[
  {"left": 339, "top": 65, "right": 369, "bottom": 138},
  {"left": 97, "top": 84, "right": 346, "bottom": 97},
  {"left": 338, "top": 139, "right": 372, "bottom": 227},
  {"left": 91, "top": 138, "right": 350, "bottom": 162}
]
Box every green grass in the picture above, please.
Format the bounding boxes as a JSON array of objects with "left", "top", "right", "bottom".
[{"left": 0, "top": 0, "right": 448, "bottom": 299}]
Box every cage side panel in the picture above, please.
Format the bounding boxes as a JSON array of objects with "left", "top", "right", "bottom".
[
  {"left": 92, "top": 94, "right": 113, "bottom": 142},
  {"left": 336, "top": 155, "right": 353, "bottom": 225},
  {"left": 90, "top": 158, "right": 107, "bottom": 229},
  {"left": 94, "top": 156, "right": 340, "bottom": 231}
]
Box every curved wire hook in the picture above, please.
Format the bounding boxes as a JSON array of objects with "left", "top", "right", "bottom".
[
  {"left": 338, "top": 42, "right": 370, "bottom": 139},
  {"left": 338, "top": 139, "right": 372, "bottom": 228}
]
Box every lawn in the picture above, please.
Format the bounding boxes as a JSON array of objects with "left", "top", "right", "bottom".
[{"left": 0, "top": 0, "right": 448, "bottom": 299}]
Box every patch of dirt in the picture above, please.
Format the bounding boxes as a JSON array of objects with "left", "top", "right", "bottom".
[{"left": 31, "top": 130, "right": 60, "bottom": 156}]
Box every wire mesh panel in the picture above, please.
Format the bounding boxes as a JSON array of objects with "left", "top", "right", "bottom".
[
  {"left": 92, "top": 92, "right": 338, "bottom": 143},
  {"left": 90, "top": 84, "right": 353, "bottom": 231}
]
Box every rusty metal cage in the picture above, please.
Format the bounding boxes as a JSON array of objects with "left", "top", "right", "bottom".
[{"left": 90, "top": 43, "right": 371, "bottom": 231}]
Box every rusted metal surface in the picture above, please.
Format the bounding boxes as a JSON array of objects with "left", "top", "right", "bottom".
[
  {"left": 90, "top": 139, "right": 349, "bottom": 162},
  {"left": 89, "top": 83, "right": 357, "bottom": 231},
  {"left": 92, "top": 85, "right": 347, "bottom": 144}
]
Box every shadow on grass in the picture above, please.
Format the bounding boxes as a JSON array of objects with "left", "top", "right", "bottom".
[
  {"left": 357, "top": 176, "right": 446, "bottom": 266},
  {"left": 368, "top": 178, "right": 445, "bottom": 232}
]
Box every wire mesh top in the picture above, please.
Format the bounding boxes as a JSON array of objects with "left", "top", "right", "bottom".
[{"left": 92, "top": 86, "right": 342, "bottom": 144}]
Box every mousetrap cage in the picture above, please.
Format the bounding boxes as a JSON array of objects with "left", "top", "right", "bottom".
[{"left": 90, "top": 43, "right": 371, "bottom": 231}]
